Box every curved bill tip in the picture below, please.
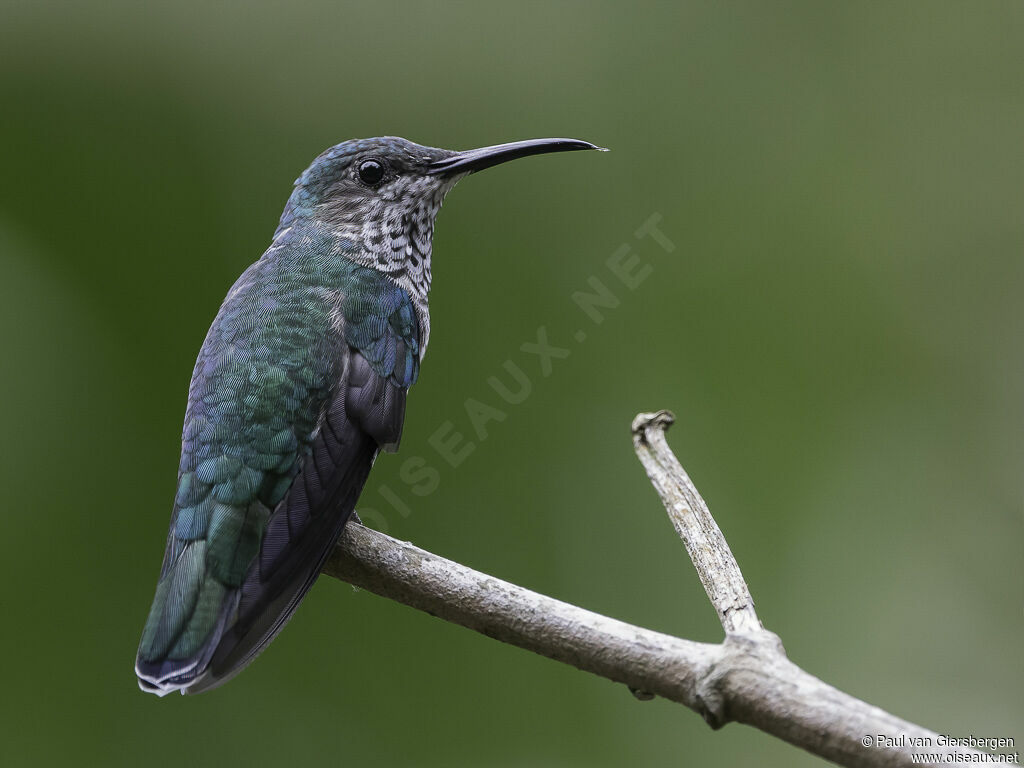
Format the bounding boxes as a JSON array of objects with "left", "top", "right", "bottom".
[{"left": 429, "top": 138, "right": 606, "bottom": 175}]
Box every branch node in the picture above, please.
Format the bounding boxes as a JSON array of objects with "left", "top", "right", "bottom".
[
  {"left": 631, "top": 409, "right": 676, "bottom": 443},
  {"left": 725, "top": 628, "right": 786, "bottom": 657},
  {"left": 628, "top": 686, "right": 656, "bottom": 702},
  {"left": 694, "top": 659, "right": 730, "bottom": 730}
]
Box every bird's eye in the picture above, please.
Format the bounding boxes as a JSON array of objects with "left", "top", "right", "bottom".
[{"left": 357, "top": 159, "right": 386, "bottom": 186}]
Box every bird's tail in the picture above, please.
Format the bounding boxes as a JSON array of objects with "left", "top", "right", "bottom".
[{"left": 135, "top": 431, "right": 377, "bottom": 695}]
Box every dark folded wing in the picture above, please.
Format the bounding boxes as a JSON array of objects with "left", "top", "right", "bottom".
[
  {"left": 188, "top": 352, "right": 403, "bottom": 692},
  {"left": 136, "top": 259, "right": 420, "bottom": 695}
]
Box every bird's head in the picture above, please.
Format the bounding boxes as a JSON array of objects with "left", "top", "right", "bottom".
[
  {"left": 276, "top": 136, "right": 603, "bottom": 290},
  {"left": 273, "top": 135, "right": 602, "bottom": 353}
]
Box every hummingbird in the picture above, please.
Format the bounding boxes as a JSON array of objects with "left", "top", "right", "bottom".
[{"left": 135, "top": 136, "right": 603, "bottom": 695}]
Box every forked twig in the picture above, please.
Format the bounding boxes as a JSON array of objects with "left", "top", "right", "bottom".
[{"left": 323, "top": 411, "right": 994, "bottom": 767}]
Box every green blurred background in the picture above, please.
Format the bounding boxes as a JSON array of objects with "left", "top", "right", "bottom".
[{"left": 1, "top": 1, "right": 1021, "bottom": 765}]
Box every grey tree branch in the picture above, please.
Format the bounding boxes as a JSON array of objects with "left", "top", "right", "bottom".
[
  {"left": 631, "top": 409, "right": 761, "bottom": 635},
  {"left": 323, "top": 410, "right": 995, "bottom": 768}
]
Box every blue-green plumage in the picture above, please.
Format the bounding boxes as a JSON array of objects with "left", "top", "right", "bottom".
[
  {"left": 137, "top": 227, "right": 419, "bottom": 690},
  {"left": 136, "top": 135, "right": 601, "bottom": 695}
]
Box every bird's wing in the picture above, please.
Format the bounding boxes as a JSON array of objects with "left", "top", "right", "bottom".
[{"left": 136, "top": 261, "right": 419, "bottom": 695}]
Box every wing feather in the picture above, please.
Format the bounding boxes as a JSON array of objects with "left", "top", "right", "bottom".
[
  {"left": 193, "top": 358, "right": 404, "bottom": 692},
  {"left": 135, "top": 255, "right": 419, "bottom": 695}
]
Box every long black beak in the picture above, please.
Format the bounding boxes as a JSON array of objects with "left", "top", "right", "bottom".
[{"left": 429, "top": 138, "right": 606, "bottom": 176}]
